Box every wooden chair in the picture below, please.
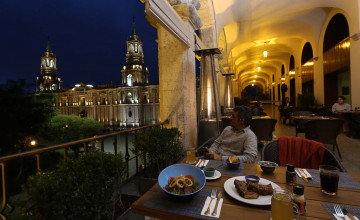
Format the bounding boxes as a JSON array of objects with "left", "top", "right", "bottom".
[
  {"left": 262, "top": 140, "right": 346, "bottom": 172},
  {"left": 305, "top": 119, "right": 344, "bottom": 160}
]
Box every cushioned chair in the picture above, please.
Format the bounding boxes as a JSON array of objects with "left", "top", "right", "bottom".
[
  {"left": 262, "top": 140, "right": 346, "bottom": 172},
  {"left": 250, "top": 118, "right": 277, "bottom": 142},
  {"left": 305, "top": 119, "right": 344, "bottom": 160},
  {"left": 291, "top": 111, "right": 315, "bottom": 136}
]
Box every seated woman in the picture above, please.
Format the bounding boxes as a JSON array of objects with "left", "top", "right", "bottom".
[{"left": 332, "top": 96, "right": 351, "bottom": 112}]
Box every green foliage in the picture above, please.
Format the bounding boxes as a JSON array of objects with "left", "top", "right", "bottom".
[
  {"left": 0, "top": 81, "right": 56, "bottom": 155},
  {"left": 15, "top": 152, "right": 126, "bottom": 220},
  {"left": 132, "top": 127, "right": 184, "bottom": 176},
  {"left": 43, "top": 115, "right": 103, "bottom": 143},
  {"left": 297, "top": 93, "right": 317, "bottom": 109}
]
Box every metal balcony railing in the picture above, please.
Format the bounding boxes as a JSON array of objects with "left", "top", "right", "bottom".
[{"left": 0, "top": 120, "right": 169, "bottom": 219}]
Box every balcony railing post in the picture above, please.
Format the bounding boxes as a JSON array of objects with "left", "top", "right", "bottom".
[
  {"left": 135, "top": 130, "right": 138, "bottom": 175},
  {"left": 35, "top": 154, "right": 41, "bottom": 173},
  {"left": 113, "top": 136, "right": 117, "bottom": 155},
  {"left": 101, "top": 139, "right": 104, "bottom": 152},
  {"left": 125, "top": 133, "right": 129, "bottom": 179},
  {"left": 83, "top": 143, "right": 87, "bottom": 154},
  {"left": 0, "top": 163, "right": 13, "bottom": 219},
  {"left": 63, "top": 148, "right": 67, "bottom": 161}
]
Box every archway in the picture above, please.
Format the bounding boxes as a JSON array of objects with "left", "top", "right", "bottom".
[
  {"left": 244, "top": 85, "right": 262, "bottom": 98},
  {"left": 301, "top": 42, "right": 314, "bottom": 95},
  {"left": 323, "top": 14, "right": 350, "bottom": 106}
]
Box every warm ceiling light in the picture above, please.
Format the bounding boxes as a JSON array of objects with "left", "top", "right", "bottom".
[
  {"left": 263, "top": 50, "right": 268, "bottom": 58},
  {"left": 253, "top": 80, "right": 255, "bottom": 82},
  {"left": 343, "top": 42, "right": 350, "bottom": 48},
  {"left": 289, "top": 71, "right": 295, "bottom": 75},
  {"left": 257, "top": 67, "right": 261, "bottom": 71},
  {"left": 304, "top": 62, "right": 314, "bottom": 66},
  {"left": 255, "top": 75, "right": 258, "bottom": 78},
  {"left": 272, "top": 82, "right": 275, "bottom": 85},
  {"left": 281, "top": 77, "right": 285, "bottom": 81},
  {"left": 252, "top": 84, "right": 254, "bottom": 86}
]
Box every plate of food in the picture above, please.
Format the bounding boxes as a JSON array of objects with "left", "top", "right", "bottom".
[{"left": 223, "top": 176, "right": 280, "bottom": 205}]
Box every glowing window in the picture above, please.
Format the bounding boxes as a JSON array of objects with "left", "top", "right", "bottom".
[
  {"left": 127, "top": 74, "right": 133, "bottom": 86},
  {"left": 50, "top": 60, "right": 54, "bottom": 67},
  {"left": 52, "top": 84, "right": 57, "bottom": 90}
]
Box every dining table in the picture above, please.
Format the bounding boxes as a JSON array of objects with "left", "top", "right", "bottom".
[{"left": 131, "top": 161, "right": 360, "bottom": 220}]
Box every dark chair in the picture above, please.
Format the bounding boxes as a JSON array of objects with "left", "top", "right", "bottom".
[
  {"left": 291, "top": 111, "right": 314, "bottom": 136},
  {"left": 250, "top": 118, "right": 277, "bottom": 142},
  {"left": 262, "top": 140, "right": 346, "bottom": 172},
  {"left": 305, "top": 119, "right": 344, "bottom": 160},
  {"left": 280, "top": 107, "right": 296, "bottom": 124}
]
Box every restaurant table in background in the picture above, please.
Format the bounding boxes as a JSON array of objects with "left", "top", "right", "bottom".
[
  {"left": 221, "top": 116, "right": 271, "bottom": 132},
  {"left": 334, "top": 111, "right": 360, "bottom": 136},
  {"left": 291, "top": 115, "right": 338, "bottom": 121},
  {"left": 132, "top": 162, "right": 360, "bottom": 220}
]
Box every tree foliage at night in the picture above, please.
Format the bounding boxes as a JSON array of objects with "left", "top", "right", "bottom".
[
  {"left": 42, "top": 114, "right": 103, "bottom": 144},
  {"left": 0, "top": 80, "right": 56, "bottom": 155}
]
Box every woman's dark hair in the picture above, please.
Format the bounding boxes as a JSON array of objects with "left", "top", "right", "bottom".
[
  {"left": 233, "top": 106, "right": 252, "bottom": 126},
  {"left": 338, "top": 96, "right": 346, "bottom": 101}
]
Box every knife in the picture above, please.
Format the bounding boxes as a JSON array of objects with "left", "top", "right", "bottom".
[{"left": 343, "top": 208, "right": 356, "bottom": 220}]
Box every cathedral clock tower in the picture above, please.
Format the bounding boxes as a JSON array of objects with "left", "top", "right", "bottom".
[
  {"left": 36, "top": 38, "right": 63, "bottom": 92},
  {"left": 121, "top": 18, "right": 149, "bottom": 86}
]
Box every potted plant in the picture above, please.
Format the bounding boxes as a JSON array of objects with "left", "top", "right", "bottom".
[{"left": 132, "top": 127, "right": 184, "bottom": 194}]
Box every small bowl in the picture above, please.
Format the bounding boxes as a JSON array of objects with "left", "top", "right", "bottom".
[
  {"left": 245, "top": 174, "right": 260, "bottom": 184},
  {"left": 226, "top": 158, "right": 242, "bottom": 169},
  {"left": 258, "top": 161, "right": 278, "bottom": 173},
  {"left": 203, "top": 167, "right": 215, "bottom": 177}
]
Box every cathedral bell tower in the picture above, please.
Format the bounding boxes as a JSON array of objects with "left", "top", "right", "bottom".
[
  {"left": 121, "top": 18, "right": 149, "bottom": 86},
  {"left": 36, "top": 37, "right": 63, "bottom": 92}
]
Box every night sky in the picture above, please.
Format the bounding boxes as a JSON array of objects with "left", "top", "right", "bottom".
[{"left": 0, "top": 0, "right": 158, "bottom": 90}]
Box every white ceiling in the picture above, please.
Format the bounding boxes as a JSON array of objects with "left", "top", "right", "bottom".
[{"left": 206, "top": 0, "right": 359, "bottom": 89}]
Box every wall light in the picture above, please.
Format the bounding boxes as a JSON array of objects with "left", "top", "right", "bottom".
[
  {"left": 289, "top": 71, "right": 295, "bottom": 75},
  {"left": 257, "top": 67, "right": 261, "bottom": 71},
  {"left": 304, "top": 62, "right": 314, "bottom": 66},
  {"left": 252, "top": 84, "right": 254, "bottom": 86},
  {"left": 253, "top": 80, "right": 255, "bottom": 82},
  {"left": 263, "top": 50, "right": 268, "bottom": 58},
  {"left": 255, "top": 75, "right": 258, "bottom": 78},
  {"left": 281, "top": 77, "right": 285, "bottom": 81}
]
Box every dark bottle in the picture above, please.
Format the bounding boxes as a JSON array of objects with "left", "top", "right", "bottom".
[
  {"left": 286, "top": 164, "right": 296, "bottom": 185},
  {"left": 293, "top": 184, "right": 306, "bottom": 214}
]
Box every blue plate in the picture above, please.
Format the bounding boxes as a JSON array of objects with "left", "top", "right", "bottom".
[{"left": 158, "top": 164, "right": 206, "bottom": 199}]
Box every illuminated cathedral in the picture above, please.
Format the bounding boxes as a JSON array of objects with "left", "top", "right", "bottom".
[{"left": 37, "top": 20, "right": 160, "bottom": 128}]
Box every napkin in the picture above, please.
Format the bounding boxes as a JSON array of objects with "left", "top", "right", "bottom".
[
  {"left": 201, "top": 196, "right": 223, "bottom": 218},
  {"left": 295, "top": 168, "right": 312, "bottom": 179},
  {"left": 196, "top": 160, "right": 209, "bottom": 168}
]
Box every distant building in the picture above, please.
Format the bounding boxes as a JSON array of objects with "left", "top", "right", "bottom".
[
  {"left": 37, "top": 20, "right": 160, "bottom": 128},
  {"left": 36, "top": 37, "right": 63, "bottom": 92}
]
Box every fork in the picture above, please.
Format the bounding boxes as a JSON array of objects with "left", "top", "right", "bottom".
[
  {"left": 205, "top": 189, "right": 217, "bottom": 215},
  {"left": 334, "top": 204, "right": 345, "bottom": 218},
  {"left": 212, "top": 191, "right": 223, "bottom": 216}
]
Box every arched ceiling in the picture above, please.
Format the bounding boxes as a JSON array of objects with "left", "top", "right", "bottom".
[{"left": 206, "top": 0, "right": 359, "bottom": 93}]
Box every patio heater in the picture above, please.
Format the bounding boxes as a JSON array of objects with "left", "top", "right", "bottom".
[
  {"left": 195, "top": 48, "right": 222, "bottom": 147},
  {"left": 222, "top": 73, "right": 235, "bottom": 115}
]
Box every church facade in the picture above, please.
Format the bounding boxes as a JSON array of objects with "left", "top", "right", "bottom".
[{"left": 37, "top": 20, "right": 160, "bottom": 128}]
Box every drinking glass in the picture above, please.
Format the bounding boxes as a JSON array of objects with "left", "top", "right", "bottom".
[
  {"left": 186, "top": 150, "right": 196, "bottom": 164},
  {"left": 319, "top": 165, "right": 339, "bottom": 195},
  {"left": 271, "top": 188, "right": 299, "bottom": 220}
]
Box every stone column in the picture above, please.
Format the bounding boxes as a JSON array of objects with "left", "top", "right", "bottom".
[
  {"left": 157, "top": 1, "right": 202, "bottom": 149},
  {"left": 350, "top": 34, "right": 360, "bottom": 108},
  {"left": 313, "top": 55, "right": 325, "bottom": 105}
]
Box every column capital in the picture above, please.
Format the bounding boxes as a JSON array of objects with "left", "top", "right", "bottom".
[{"left": 169, "top": 0, "right": 203, "bottom": 30}]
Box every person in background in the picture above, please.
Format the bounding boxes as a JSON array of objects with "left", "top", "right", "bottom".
[
  {"left": 332, "top": 96, "right": 351, "bottom": 112},
  {"left": 283, "top": 97, "right": 293, "bottom": 108},
  {"left": 204, "top": 106, "right": 258, "bottom": 163}
]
